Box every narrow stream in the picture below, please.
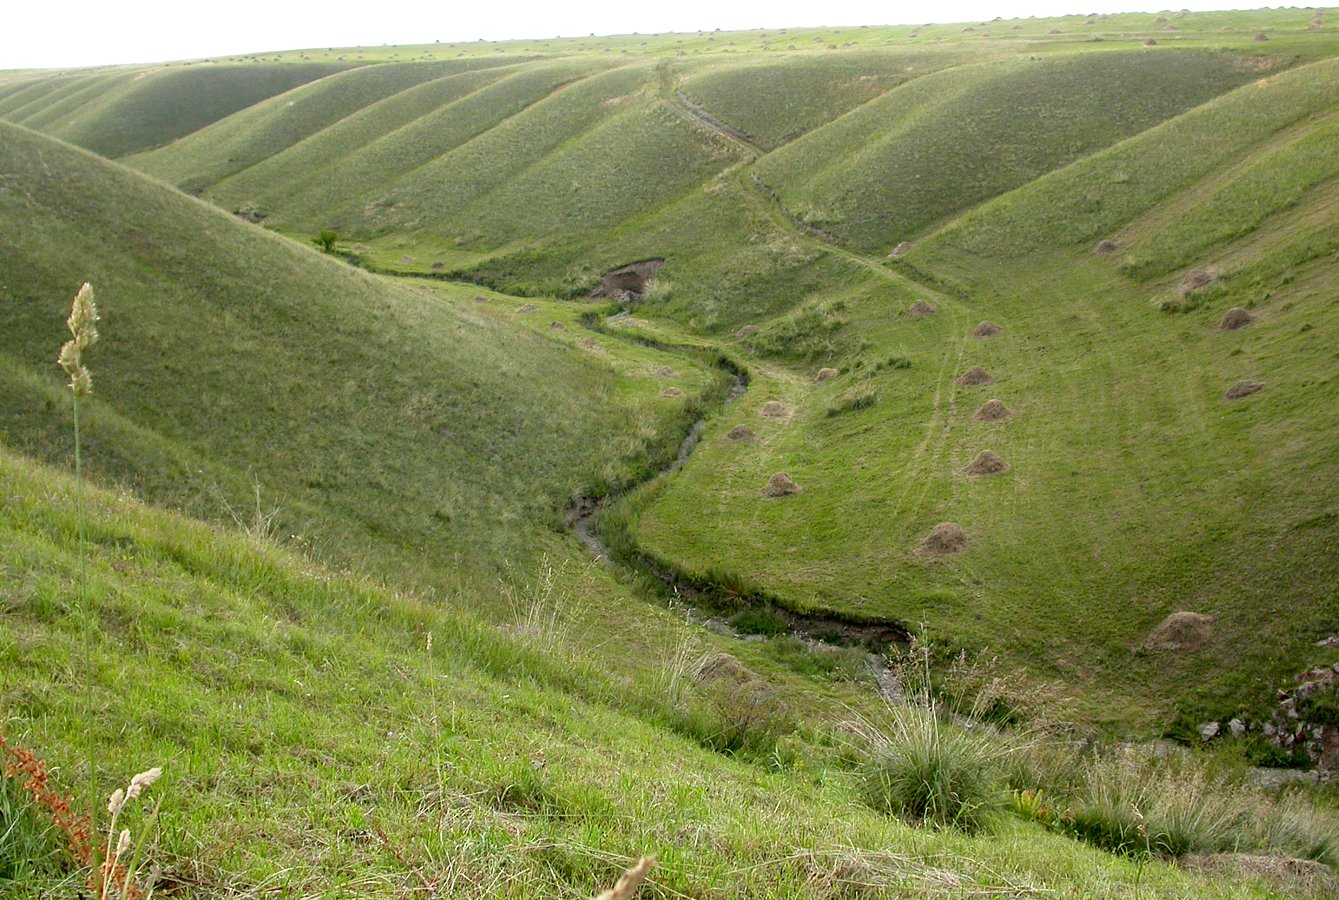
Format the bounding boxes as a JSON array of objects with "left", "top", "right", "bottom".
[{"left": 565, "top": 315, "right": 910, "bottom": 658}]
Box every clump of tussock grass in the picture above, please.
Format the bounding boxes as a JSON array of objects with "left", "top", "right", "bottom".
[
  {"left": 500, "top": 556, "right": 585, "bottom": 653},
  {"left": 212, "top": 476, "right": 282, "bottom": 543},
  {"left": 826, "top": 388, "right": 876, "bottom": 417},
  {"left": 846, "top": 644, "right": 1013, "bottom": 832},
  {"left": 1059, "top": 747, "right": 1339, "bottom": 865}
]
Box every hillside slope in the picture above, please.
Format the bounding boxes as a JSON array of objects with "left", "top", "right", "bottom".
[
  {"left": 0, "top": 120, "right": 714, "bottom": 593},
  {"left": 0, "top": 62, "right": 352, "bottom": 157}
]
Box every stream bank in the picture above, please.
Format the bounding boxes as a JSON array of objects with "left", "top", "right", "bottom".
[{"left": 566, "top": 310, "right": 911, "bottom": 655}]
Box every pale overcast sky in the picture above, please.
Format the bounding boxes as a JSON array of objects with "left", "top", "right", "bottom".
[{"left": 6, "top": 0, "right": 1274, "bottom": 70}]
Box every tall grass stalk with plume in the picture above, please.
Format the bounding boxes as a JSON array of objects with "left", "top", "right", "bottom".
[{"left": 56, "top": 283, "right": 102, "bottom": 891}]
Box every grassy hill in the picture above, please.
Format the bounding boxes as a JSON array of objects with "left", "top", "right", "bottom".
[
  {"left": 6, "top": 10, "right": 1339, "bottom": 894},
  {"left": 0, "top": 119, "right": 720, "bottom": 595},
  {"left": 0, "top": 63, "right": 352, "bottom": 158}
]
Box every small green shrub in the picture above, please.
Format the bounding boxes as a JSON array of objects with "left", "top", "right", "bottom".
[
  {"left": 825, "top": 389, "right": 876, "bottom": 417},
  {"left": 692, "top": 673, "right": 796, "bottom": 757},
  {"left": 313, "top": 229, "right": 339, "bottom": 253},
  {"left": 732, "top": 606, "right": 789, "bottom": 636},
  {"left": 874, "top": 353, "right": 911, "bottom": 371}
]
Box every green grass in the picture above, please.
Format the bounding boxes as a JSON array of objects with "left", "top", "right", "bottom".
[
  {"left": 125, "top": 59, "right": 520, "bottom": 190},
  {"left": 2, "top": 63, "right": 351, "bottom": 158},
  {"left": 676, "top": 48, "right": 968, "bottom": 149},
  {"left": 754, "top": 49, "right": 1268, "bottom": 252},
  {"left": 0, "top": 120, "right": 717, "bottom": 595},
  {"left": 6, "top": 15, "right": 1339, "bottom": 894},
  {"left": 2, "top": 444, "right": 1293, "bottom": 897}
]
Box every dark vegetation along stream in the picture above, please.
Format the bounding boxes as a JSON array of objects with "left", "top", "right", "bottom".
[
  {"left": 367, "top": 257, "right": 914, "bottom": 663},
  {"left": 567, "top": 307, "right": 912, "bottom": 656}
]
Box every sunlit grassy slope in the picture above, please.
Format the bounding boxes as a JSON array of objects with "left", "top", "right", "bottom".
[
  {"left": 6, "top": 445, "right": 1288, "bottom": 898},
  {"left": 4, "top": 5, "right": 1339, "bottom": 734},
  {"left": 631, "top": 55, "right": 1339, "bottom": 727},
  {"left": 5, "top": 11, "right": 1339, "bottom": 896}
]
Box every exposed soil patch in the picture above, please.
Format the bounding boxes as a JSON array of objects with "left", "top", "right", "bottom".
[
  {"left": 736, "top": 324, "right": 760, "bottom": 338},
  {"left": 430, "top": 261, "right": 445, "bottom": 271},
  {"left": 661, "top": 388, "right": 684, "bottom": 398},
  {"left": 973, "top": 399, "right": 1012, "bottom": 422},
  {"left": 1217, "top": 307, "right": 1254, "bottom": 332},
  {"left": 1144, "top": 611, "right": 1214, "bottom": 652},
  {"left": 726, "top": 425, "right": 756, "bottom": 441},
  {"left": 761, "top": 401, "right": 789, "bottom": 418},
  {"left": 890, "top": 241, "right": 912, "bottom": 258},
  {"left": 907, "top": 300, "right": 937, "bottom": 318},
  {"left": 549, "top": 322, "right": 566, "bottom": 330},
  {"left": 1253, "top": 32, "right": 1270, "bottom": 42},
  {"left": 587, "top": 259, "right": 665, "bottom": 300},
  {"left": 653, "top": 366, "right": 678, "bottom": 377},
  {"left": 1225, "top": 379, "right": 1264, "bottom": 400},
  {"left": 919, "top": 523, "right": 968, "bottom": 556},
  {"left": 581, "top": 337, "right": 601, "bottom": 350},
  {"left": 1178, "top": 269, "right": 1218, "bottom": 296},
  {"left": 973, "top": 321, "right": 1002, "bottom": 339},
  {"left": 472, "top": 295, "right": 488, "bottom": 303},
  {"left": 956, "top": 366, "right": 994, "bottom": 386},
  {"left": 815, "top": 367, "right": 839, "bottom": 383},
  {"left": 761, "top": 473, "right": 802, "bottom": 497},
  {"left": 516, "top": 304, "right": 537, "bottom": 313},
  {"left": 1094, "top": 239, "right": 1119, "bottom": 255},
  {"left": 963, "top": 450, "right": 1009, "bottom": 476},
  {"left": 1143, "top": 38, "right": 1158, "bottom": 46}
]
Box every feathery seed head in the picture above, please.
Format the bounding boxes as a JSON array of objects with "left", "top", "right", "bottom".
[
  {"left": 125, "top": 766, "right": 162, "bottom": 802},
  {"left": 115, "top": 828, "right": 131, "bottom": 859},
  {"left": 57, "top": 341, "right": 80, "bottom": 375},
  {"left": 66, "top": 283, "right": 98, "bottom": 348},
  {"left": 57, "top": 283, "right": 99, "bottom": 396},
  {"left": 69, "top": 367, "right": 93, "bottom": 398},
  {"left": 107, "top": 788, "right": 125, "bottom": 816}
]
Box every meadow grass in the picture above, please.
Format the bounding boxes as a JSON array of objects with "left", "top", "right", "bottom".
[
  {"left": 0, "top": 446, "right": 1309, "bottom": 897},
  {"left": 4, "top": 16, "right": 1339, "bottom": 894}
]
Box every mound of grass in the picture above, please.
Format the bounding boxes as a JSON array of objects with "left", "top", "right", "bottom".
[
  {"left": 128, "top": 59, "right": 514, "bottom": 191},
  {"left": 919, "top": 56, "right": 1339, "bottom": 271}
]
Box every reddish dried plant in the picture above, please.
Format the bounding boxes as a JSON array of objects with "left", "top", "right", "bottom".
[
  {"left": 0, "top": 734, "right": 92, "bottom": 867},
  {"left": 0, "top": 735, "right": 145, "bottom": 898}
]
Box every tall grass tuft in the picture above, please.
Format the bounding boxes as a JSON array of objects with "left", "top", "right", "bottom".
[
  {"left": 849, "top": 643, "right": 1008, "bottom": 832},
  {"left": 1063, "top": 746, "right": 1339, "bottom": 864}
]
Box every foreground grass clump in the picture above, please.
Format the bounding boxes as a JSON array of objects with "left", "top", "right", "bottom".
[
  {"left": 853, "top": 702, "right": 1006, "bottom": 833},
  {"left": 1059, "top": 748, "right": 1339, "bottom": 865}
]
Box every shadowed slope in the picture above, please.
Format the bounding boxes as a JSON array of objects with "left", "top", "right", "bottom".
[
  {"left": 0, "top": 63, "right": 352, "bottom": 158},
  {"left": 0, "top": 121, "right": 700, "bottom": 585}
]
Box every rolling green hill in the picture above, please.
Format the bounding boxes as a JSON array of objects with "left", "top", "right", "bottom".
[
  {"left": 0, "top": 63, "right": 352, "bottom": 158},
  {"left": 6, "top": 10, "right": 1339, "bottom": 895}
]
